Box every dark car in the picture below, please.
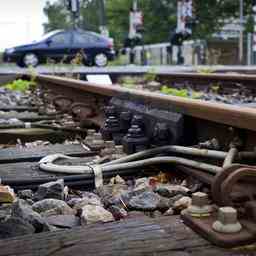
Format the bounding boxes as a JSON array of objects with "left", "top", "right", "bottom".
[{"left": 3, "top": 29, "right": 115, "bottom": 67}]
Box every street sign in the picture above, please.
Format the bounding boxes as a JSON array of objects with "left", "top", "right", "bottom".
[
  {"left": 177, "top": 0, "right": 193, "bottom": 34},
  {"left": 253, "top": 0, "right": 256, "bottom": 52},
  {"left": 129, "top": 11, "right": 143, "bottom": 39},
  {"left": 71, "top": 0, "right": 79, "bottom": 12}
]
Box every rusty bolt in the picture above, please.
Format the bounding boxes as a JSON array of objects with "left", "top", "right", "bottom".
[
  {"left": 212, "top": 207, "right": 242, "bottom": 234},
  {"left": 187, "top": 192, "right": 212, "bottom": 217},
  {"left": 84, "top": 129, "right": 96, "bottom": 145},
  {"left": 87, "top": 129, "right": 96, "bottom": 136},
  {"left": 92, "top": 133, "right": 105, "bottom": 148},
  {"left": 93, "top": 133, "right": 103, "bottom": 140},
  {"left": 100, "top": 141, "right": 116, "bottom": 157},
  {"left": 218, "top": 207, "right": 238, "bottom": 224},
  {"left": 115, "top": 145, "right": 124, "bottom": 154},
  {"left": 111, "top": 145, "right": 126, "bottom": 160},
  {"left": 105, "top": 141, "right": 115, "bottom": 149},
  {"left": 192, "top": 192, "right": 208, "bottom": 207}
]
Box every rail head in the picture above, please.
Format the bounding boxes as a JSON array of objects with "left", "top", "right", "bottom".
[{"left": 36, "top": 74, "right": 256, "bottom": 132}]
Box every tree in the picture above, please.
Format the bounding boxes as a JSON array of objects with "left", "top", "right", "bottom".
[
  {"left": 192, "top": 0, "right": 254, "bottom": 39},
  {"left": 43, "top": 0, "right": 255, "bottom": 47},
  {"left": 43, "top": 1, "right": 70, "bottom": 32}
]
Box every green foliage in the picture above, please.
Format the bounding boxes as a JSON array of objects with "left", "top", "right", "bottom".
[
  {"left": 193, "top": 0, "right": 253, "bottom": 39},
  {"left": 119, "top": 76, "right": 137, "bottom": 89},
  {"left": 43, "top": 0, "right": 254, "bottom": 46},
  {"left": 197, "top": 67, "right": 215, "bottom": 74},
  {"left": 43, "top": 0, "right": 176, "bottom": 46},
  {"left": 43, "top": 1, "right": 70, "bottom": 32},
  {"left": 5, "top": 79, "right": 36, "bottom": 92},
  {"left": 143, "top": 72, "right": 157, "bottom": 83},
  {"left": 160, "top": 86, "right": 202, "bottom": 99},
  {"left": 211, "top": 84, "right": 220, "bottom": 93},
  {"left": 161, "top": 86, "right": 189, "bottom": 97}
]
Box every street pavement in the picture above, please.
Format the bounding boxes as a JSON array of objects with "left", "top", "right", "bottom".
[{"left": 1, "top": 64, "right": 256, "bottom": 75}]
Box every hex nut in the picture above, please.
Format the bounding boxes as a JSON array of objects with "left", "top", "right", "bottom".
[
  {"left": 192, "top": 192, "right": 208, "bottom": 207},
  {"left": 115, "top": 145, "right": 124, "bottom": 154},
  {"left": 212, "top": 207, "right": 242, "bottom": 234},
  {"left": 105, "top": 141, "right": 115, "bottom": 148},
  {"left": 93, "top": 133, "right": 103, "bottom": 140},
  {"left": 93, "top": 139, "right": 105, "bottom": 147},
  {"left": 87, "top": 129, "right": 96, "bottom": 136},
  {"left": 187, "top": 192, "right": 212, "bottom": 217}
]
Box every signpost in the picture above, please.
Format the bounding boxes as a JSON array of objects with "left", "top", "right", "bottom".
[
  {"left": 177, "top": 0, "right": 193, "bottom": 34},
  {"left": 253, "top": 0, "right": 256, "bottom": 64},
  {"left": 66, "top": 0, "right": 80, "bottom": 28},
  {"left": 174, "top": 0, "right": 193, "bottom": 64},
  {"left": 127, "top": 0, "right": 144, "bottom": 64},
  {"left": 239, "top": 0, "right": 244, "bottom": 64},
  {"left": 99, "top": 0, "right": 109, "bottom": 38}
]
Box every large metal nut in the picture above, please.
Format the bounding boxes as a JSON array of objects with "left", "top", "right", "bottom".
[
  {"left": 92, "top": 139, "right": 105, "bottom": 148},
  {"left": 84, "top": 129, "right": 96, "bottom": 144},
  {"left": 187, "top": 192, "right": 212, "bottom": 217},
  {"left": 115, "top": 145, "right": 125, "bottom": 154},
  {"left": 105, "top": 141, "right": 115, "bottom": 149},
  {"left": 87, "top": 129, "right": 96, "bottom": 136},
  {"left": 93, "top": 133, "right": 103, "bottom": 140},
  {"left": 212, "top": 207, "right": 242, "bottom": 234},
  {"left": 192, "top": 192, "right": 208, "bottom": 207}
]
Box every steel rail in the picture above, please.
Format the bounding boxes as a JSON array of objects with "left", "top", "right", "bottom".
[
  {"left": 36, "top": 74, "right": 256, "bottom": 132},
  {"left": 156, "top": 71, "right": 256, "bottom": 83}
]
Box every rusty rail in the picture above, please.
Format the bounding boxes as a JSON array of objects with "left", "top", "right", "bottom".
[{"left": 36, "top": 74, "right": 256, "bottom": 132}]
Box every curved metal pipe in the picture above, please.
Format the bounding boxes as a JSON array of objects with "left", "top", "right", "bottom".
[
  {"left": 102, "top": 145, "right": 229, "bottom": 167},
  {"left": 39, "top": 154, "right": 222, "bottom": 175}
]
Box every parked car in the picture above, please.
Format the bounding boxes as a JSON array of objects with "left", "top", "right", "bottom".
[{"left": 3, "top": 29, "right": 115, "bottom": 67}]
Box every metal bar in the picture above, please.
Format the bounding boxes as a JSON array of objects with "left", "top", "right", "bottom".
[
  {"left": 239, "top": 0, "right": 244, "bottom": 64},
  {"left": 36, "top": 75, "right": 256, "bottom": 132}
]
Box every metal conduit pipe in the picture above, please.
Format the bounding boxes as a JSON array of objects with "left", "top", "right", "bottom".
[
  {"left": 102, "top": 146, "right": 226, "bottom": 167},
  {"left": 223, "top": 147, "right": 238, "bottom": 168},
  {"left": 39, "top": 154, "right": 222, "bottom": 175},
  {"left": 103, "top": 145, "right": 256, "bottom": 167}
]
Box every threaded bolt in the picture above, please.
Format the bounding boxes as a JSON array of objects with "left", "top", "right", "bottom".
[
  {"left": 192, "top": 192, "right": 209, "bottom": 207},
  {"left": 105, "top": 141, "right": 115, "bottom": 148},
  {"left": 94, "top": 133, "right": 103, "bottom": 140},
  {"left": 87, "top": 129, "right": 96, "bottom": 136},
  {"left": 212, "top": 207, "right": 242, "bottom": 234},
  {"left": 115, "top": 145, "right": 124, "bottom": 154},
  {"left": 187, "top": 192, "right": 212, "bottom": 217}
]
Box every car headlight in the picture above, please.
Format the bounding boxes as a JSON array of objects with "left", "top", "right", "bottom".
[{"left": 6, "top": 48, "right": 15, "bottom": 54}]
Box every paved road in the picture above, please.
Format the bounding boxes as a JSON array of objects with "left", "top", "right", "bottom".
[{"left": 1, "top": 64, "right": 256, "bottom": 75}]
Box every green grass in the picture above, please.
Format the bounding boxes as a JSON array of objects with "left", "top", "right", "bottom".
[
  {"left": 160, "top": 86, "right": 203, "bottom": 99},
  {"left": 5, "top": 79, "right": 36, "bottom": 92}
]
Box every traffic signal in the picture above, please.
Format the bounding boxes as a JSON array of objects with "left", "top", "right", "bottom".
[
  {"left": 171, "top": 33, "right": 184, "bottom": 46},
  {"left": 124, "top": 37, "right": 142, "bottom": 48},
  {"left": 66, "top": 0, "right": 79, "bottom": 13},
  {"left": 170, "top": 32, "right": 191, "bottom": 46}
]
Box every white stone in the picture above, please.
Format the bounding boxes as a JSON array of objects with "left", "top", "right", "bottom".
[
  {"left": 81, "top": 205, "right": 114, "bottom": 225},
  {"left": 173, "top": 196, "right": 192, "bottom": 211}
]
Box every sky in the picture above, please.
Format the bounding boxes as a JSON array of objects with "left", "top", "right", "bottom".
[{"left": 0, "top": 0, "right": 56, "bottom": 50}]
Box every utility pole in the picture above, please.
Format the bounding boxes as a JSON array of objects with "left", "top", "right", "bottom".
[
  {"left": 98, "top": 0, "right": 109, "bottom": 37},
  {"left": 133, "top": 0, "right": 138, "bottom": 11},
  {"left": 253, "top": 0, "right": 256, "bottom": 64},
  {"left": 127, "top": 0, "right": 143, "bottom": 64},
  {"left": 66, "top": 0, "right": 80, "bottom": 29},
  {"left": 239, "top": 0, "right": 244, "bottom": 64}
]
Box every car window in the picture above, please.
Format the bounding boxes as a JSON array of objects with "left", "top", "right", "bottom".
[
  {"left": 74, "top": 33, "right": 100, "bottom": 44},
  {"left": 51, "top": 32, "right": 70, "bottom": 44}
]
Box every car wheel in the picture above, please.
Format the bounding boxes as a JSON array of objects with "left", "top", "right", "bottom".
[
  {"left": 94, "top": 53, "right": 108, "bottom": 67},
  {"left": 23, "top": 53, "right": 39, "bottom": 67}
]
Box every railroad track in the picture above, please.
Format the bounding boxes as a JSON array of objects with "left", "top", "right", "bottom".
[{"left": 0, "top": 72, "right": 256, "bottom": 254}]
